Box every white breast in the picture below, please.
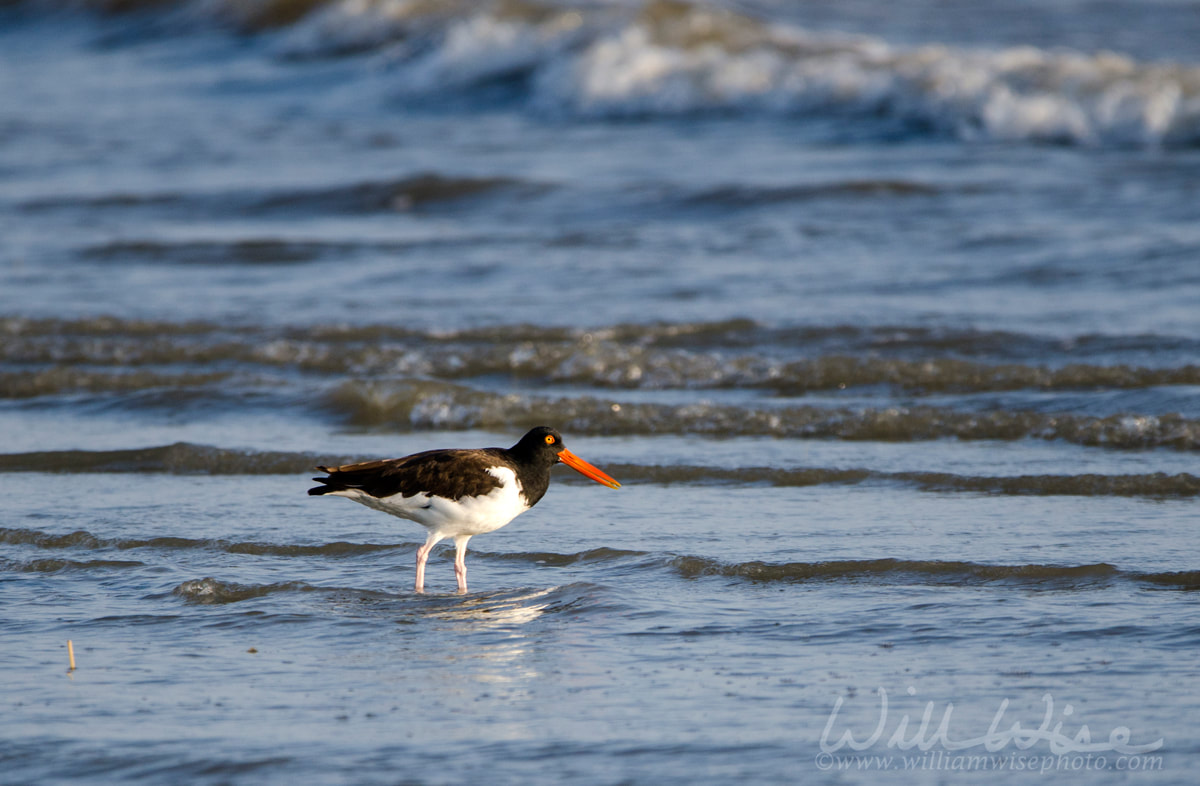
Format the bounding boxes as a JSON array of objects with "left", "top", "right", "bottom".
[{"left": 331, "top": 466, "right": 531, "bottom": 538}]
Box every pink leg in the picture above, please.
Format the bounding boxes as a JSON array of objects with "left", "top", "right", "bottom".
[
  {"left": 415, "top": 532, "right": 442, "bottom": 593},
  {"left": 453, "top": 535, "right": 471, "bottom": 594}
]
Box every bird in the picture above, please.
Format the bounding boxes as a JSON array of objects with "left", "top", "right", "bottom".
[{"left": 308, "top": 426, "right": 620, "bottom": 593}]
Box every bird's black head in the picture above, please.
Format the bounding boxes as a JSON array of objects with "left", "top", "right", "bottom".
[
  {"left": 511, "top": 426, "right": 566, "bottom": 465},
  {"left": 509, "top": 426, "right": 621, "bottom": 489}
]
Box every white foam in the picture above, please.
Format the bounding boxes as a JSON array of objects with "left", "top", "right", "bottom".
[
  {"left": 399, "top": 11, "right": 584, "bottom": 93},
  {"left": 264, "top": 0, "right": 1200, "bottom": 147}
]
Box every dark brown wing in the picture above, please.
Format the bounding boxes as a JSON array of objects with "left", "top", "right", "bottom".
[{"left": 308, "top": 448, "right": 510, "bottom": 501}]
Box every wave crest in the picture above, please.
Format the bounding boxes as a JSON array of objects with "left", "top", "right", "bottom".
[
  {"left": 48, "top": 0, "right": 1200, "bottom": 147},
  {"left": 172, "top": 577, "right": 314, "bottom": 604},
  {"left": 0, "top": 556, "right": 145, "bottom": 573},
  {"left": 325, "top": 380, "right": 1200, "bottom": 449},
  {"left": 672, "top": 557, "right": 1200, "bottom": 590},
  {"left": 289, "top": 0, "right": 1200, "bottom": 147},
  {"left": 6, "top": 528, "right": 1195, "bottom": 592},
  {"left": 6, "top": 317, "right": 1198, "bottom": 397}
]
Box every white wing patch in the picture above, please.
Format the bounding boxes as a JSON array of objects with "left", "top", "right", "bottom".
[{"left": 330, "top": 466, "right": 531, "bottom": 538}]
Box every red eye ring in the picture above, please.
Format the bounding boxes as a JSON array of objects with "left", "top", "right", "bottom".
[{"left": 544, "top": 434, "right": 555, "bottom": 445}]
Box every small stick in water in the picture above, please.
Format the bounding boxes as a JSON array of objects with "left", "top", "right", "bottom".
[{"left": 67, "top": 640, "right": 76, "bottom": 671}]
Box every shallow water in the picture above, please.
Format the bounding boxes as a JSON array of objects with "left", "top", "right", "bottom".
[{"left": 2, "top": 1, "right": 1198, "bottom": 783}]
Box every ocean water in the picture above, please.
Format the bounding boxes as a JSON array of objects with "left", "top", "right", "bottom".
[{"left": 1, "top": 0, "right": 1198, "bottom": 783}]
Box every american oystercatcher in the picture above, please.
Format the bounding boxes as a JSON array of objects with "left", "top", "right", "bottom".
[{"left": 308, "top": 427, "right": 620, "bottom": 593}]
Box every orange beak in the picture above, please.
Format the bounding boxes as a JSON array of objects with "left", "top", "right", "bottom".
[{"left": 558, "top": 448, "right": 621, "bottom": 489}]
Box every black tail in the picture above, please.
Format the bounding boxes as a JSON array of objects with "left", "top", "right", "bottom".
[{"left": 308, "top": 466, "right": 343, "bottom": 496}]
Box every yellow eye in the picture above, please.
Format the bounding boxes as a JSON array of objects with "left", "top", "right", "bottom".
[{"left": 544, "top": 434, "right": 556, "bottom": 445}]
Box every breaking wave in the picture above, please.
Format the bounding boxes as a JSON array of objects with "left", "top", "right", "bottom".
[
  {"left": 326, "top": 380, "right": 1200, "bottom": 449},
  {"left": 43, "top": 0, "right": 1200, "bottom": 147},
  {"left": 5, "top": 317, "right": 1198, "bottom": 457},
  {"left": 6, "top": 316, "right": 1197, "bottom": 396},
  {"left": 173, "top": 577, "right": 317, "bottom": 604}
]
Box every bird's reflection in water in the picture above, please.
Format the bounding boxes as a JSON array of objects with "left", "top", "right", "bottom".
[
  {"left": 403, "top": 587, "right": 570, "bottom": 701},
  {"left": 424, "top": 586, "right": 557, "bottom": 627}
]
